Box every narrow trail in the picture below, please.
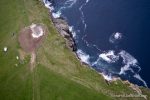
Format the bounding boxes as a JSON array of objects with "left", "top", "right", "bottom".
[
  {"left": 30, "top": 52, "right": 41, "bottom": 100},
  {"left": 32, "top": 67, "right": 41, "bottom": 100},
  {"left": 30, "top": 52, "right": 36, "bottom": 71}
]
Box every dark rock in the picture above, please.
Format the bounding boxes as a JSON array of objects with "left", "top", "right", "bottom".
[{"left": 52, "top": 17, "right": 77, "bottom": 51}]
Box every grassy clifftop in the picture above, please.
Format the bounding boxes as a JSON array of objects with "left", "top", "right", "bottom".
[{"left": 0, "top": 0, "right": 150, "bottom": 100}]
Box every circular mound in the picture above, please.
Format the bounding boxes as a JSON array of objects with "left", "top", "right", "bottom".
[{"left": 18, "top": 24, "right": 45, "bottom": 52}]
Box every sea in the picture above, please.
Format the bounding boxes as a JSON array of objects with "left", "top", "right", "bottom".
[{"left": 43, "top": 0, "right": 150, "bottom": 88}]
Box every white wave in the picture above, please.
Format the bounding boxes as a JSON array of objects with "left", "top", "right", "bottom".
[
  {"left": 43, "top": 0, "right": 77, "bottom": 18},
  {"left": 52, "top": 11, "right": 61, "bottom": 18},
  {"left": 102, "top": 74, "right": 112, "bottom": 81},
  {"left": 69, "top": 26, "right": 77, "bottom": 38},
  {"left": 119, "top": 65, "right": 134, "bottom": 75},
  {"left": 43, "top": 0, "right": 54, "bottom": 11},
  {"left": 99, "top": 50, "right": 119, "bottom": 63},
  {"left": 114, "top": 32, "right": 122, "bottom": 39},
  {"left": 69, "top": 26, "right": 73, "bottom": 32},
  {"left": 134, "top": 74, "right": 148, "bottom": 87},
  {"left": 119, "top": 50, "right": 138, "bottom": 75},
  {"left": 76, "top": 49, "right": 90, "bottom": 64}
]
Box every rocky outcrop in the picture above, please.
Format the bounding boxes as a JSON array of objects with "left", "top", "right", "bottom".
[{"left": 52, "top": 17, "right": 77, "bottom": 51}]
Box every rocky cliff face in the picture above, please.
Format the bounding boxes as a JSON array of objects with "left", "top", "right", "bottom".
[{"left": 52, "top": 17, "right": 77, "bottom": 51}]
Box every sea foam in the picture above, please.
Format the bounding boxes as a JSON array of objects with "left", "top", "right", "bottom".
[
  {"left": 134, "top": 74, "right": 148, "bottom": 87},
  {"left": 119, "top": 50, "right": 138, "bottom": 75},
  {"left": 102, "top": 74, "right": 112, "bottom": 81},
  {"left": 43, "top": 0, "right": 54, "bottom": 10},
  {"left": 52, "top": 11, "right": 61, "bottom": 18},
  {"left": 99, "top": 50, "right": 119, "bottom": 63},
  {"left": 76, "top": 49, "right": 90, "bottom": 64},
  {"left": 69, "top": 26, "right": 77, "bottom": 38}
]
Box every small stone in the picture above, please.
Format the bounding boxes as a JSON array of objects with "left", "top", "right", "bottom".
[
  {"left": 16, "top": 56, "right": 19, "bottom": 60},
  {"left": 3, "top": 47, "right": 8, "bottom": 52},
  {"left": 15, "top": 64, "right": 18, "bottom": 67}
]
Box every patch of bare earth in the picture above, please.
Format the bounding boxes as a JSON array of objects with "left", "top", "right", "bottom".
[{"left": 18, "top": 23, "right": 47, "bottom": 71}]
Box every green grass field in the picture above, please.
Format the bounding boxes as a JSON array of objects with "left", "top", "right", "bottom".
[{"left": 0, "top": 0, "right": 150, "bottom": 100}]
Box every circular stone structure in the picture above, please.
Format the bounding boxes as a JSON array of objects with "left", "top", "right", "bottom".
[
  {"left": 30, "top": 23, "right": 44, "bottom": 38},
  {"left": 18, "top": 23, "right": 46, "bottom": 52}
]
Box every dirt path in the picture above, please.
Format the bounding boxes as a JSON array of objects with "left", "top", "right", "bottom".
[{"left": 30, "top": 52, "right": 36, "bottom": 71}]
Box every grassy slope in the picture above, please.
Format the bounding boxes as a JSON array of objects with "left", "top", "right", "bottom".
[{"left": 0, "top": 0, "right": 149, "bottom": 100}]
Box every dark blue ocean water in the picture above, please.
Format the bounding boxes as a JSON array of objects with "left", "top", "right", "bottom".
[{"left": 44, "top": 0, "right": 150, "bottom": 88}]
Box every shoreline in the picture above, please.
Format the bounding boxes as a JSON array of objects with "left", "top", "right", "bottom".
[{"left": 42, "top": 0, "right": 149, "bottom": 92}]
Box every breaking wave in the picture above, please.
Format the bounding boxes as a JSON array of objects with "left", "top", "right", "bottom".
[
  {"left": 76, "top": 49, "right": 90, "bottom": 64},
  {"left": 69, "top": 26, "right": 77, "bottom": 38},
  {"left": 45, "top": 0, "right": 77, "bottom": 18},
  {"left": 102, "top": 74, "right": 113, "bottom": 81},
  {"left": 52, "top": 11, "right": 61, "bottom": 18},
  {"left": 99, "top": 50, "right": 119, "bottom": 63},
  {"left": 43, "top": 0, "right": 54, "bottom": 10},
  {"left": 119, "top": 50, "right": 139, "bottom": 75}
]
